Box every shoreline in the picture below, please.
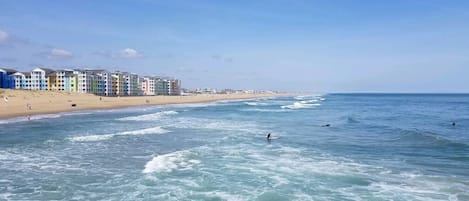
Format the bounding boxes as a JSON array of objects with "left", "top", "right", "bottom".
[{"left": 0, "top": 89, "right": 290, "bottom": 120}]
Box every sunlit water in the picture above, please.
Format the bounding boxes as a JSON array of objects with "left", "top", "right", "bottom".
[{"left": 1, "top": 94, "right": 468, "bottom": 200}]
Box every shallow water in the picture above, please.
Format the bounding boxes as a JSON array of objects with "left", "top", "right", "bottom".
[{"left": 1, "top": 94, "right": 468, "bottom": 200}]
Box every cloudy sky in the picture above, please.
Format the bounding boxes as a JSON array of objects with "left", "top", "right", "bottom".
[{"left": 1, "top": 0, "right": 469, "bottom": 92}]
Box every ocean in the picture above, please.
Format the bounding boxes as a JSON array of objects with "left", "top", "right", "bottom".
[{"left": 0, "top": 94, "right": 468, "bottom": 200}]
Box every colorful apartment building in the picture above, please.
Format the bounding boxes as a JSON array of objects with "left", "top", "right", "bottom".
[
  {"left": 156, "top": 78, "right": 181, "bottom": 95},
  {"left": 30, "top": 68, "right": 54, "bottom": 90},
  {"left": 0, "top": 68, "right": 17, "bottom": 89},
  {"left": 123, "top": 73, "right": 140, "bottom": 96},
  {"left": 142, "top": 77, "right": 157, "bottom": 95},
  {"left": 74, "top": 70, "right": 93, "bottom": 94},
  {"left": 111, "top": 72, "right": 124, "bottom": 96},
  {"left": 12, "top": 72, "right": 30, "bottom": 89},
  {"left": 0, "top": 67, "right": 181, "bottom": 96}
]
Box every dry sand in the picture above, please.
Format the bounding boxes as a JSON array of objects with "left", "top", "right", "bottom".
[{"left": 0, "top": 89, "right": 286, "bottom": 119}]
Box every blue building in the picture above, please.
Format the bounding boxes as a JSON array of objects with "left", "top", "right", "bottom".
[{"left": 0, "top": 68, "right": 17, "bottom": 89}]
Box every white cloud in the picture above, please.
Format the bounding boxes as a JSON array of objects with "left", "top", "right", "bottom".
[
  {"left": 47, "top": 48, "right": 73, "bottom": 59},
  {"left": 0, "top": 30, "right": 10, "bottom": 45},
  {"left": 113, "top": 48, "right": 143, "bottom": 59}
]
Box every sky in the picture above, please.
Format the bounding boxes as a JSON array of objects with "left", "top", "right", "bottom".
[{"left": 1, "top": 0, "right": 469, "bottom": 92}]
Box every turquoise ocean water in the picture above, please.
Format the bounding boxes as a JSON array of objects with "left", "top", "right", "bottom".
[{"left": 0, "top": 94, "right": 468, "bottom": 200}]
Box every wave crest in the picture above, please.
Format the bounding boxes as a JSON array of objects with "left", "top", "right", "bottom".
[
  {"left": 69, "top": 126, "right": 169, "bottom": 142},
  {"left": 143, "top": 151, "right": 200, "bottom": 173},
  {"left": 118, "top": 111, "right": 178, "bottom": 121},
  {"left": 281, "top": 102, "right": 321, "bottom": 109}
]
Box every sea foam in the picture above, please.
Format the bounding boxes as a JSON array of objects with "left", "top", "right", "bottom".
[
  {"left": 117, "top": 111, "right": 178, "bottom": 121},
  {"left": 281, "top": 102, "right": 321, "bottom": 109},
  {"left": 143, "top": 151, "right": 200, "bottom": 173},
  {"left": 69, "top": 126, "right": 169, "bottom": 142}
]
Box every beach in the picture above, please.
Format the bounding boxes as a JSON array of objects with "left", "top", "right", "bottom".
[{"left": 0, "top": 89, "right": 284, "bottom": 119}]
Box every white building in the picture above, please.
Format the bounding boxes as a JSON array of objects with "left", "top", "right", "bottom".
[
  {"left": 156, "top": 78, "right": 181, "bottom": 95},
  {"left": 141, "top": 77, "right": 157, "bottom": 95},
  {"left": 112, "top": 72, "right": 124, "bottom": 96},
  {"left": 74, "top": 69, "right": 93, "bottom": 94},
  {"left": 123, "top": 73, "right": 140, "bottom": 96},
  {"left": 30, "top": 68, "right": 54, "bottom": 90},
  {"left": 12, "top": 72, "right": 29, "bottom": 89},
  {"left": 97, "top": 71, "right": 113, "bottom": 96}
]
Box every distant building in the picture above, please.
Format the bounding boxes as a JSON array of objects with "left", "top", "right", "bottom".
[
  {"left": 142, "top": 77, "right": 157, "bottom": 95},
  {"left": 0, "top": 67, "right": 181, "bottom": 96},
  {"left": 74, "top": 69, "right": 93, "bottom": 94},
  {"left": 0, "top": 68, "right": 17, "bottom": 89},
  {"left": 94, "top": 71, "right": 113, "bottom": 96},
  {"left": 55, "top": 70, "right": 76, "bottom": 92},
  {"left": 123, "top": 73, "right": 140, "bottom": 96},
  {"left": 112, "top": 72, "right": 124, "bottom": 96},
  {"left": 30, "top": 68, "right": 54, "bottom": 90},
  {"left": 12, "top": 72, "right": 29, "bottom": 89},
  {"left": 155, "top": 78, "right": 181, "bottom": 95}
]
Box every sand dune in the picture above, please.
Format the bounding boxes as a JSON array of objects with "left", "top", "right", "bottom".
[{"left": 0, "top": 89, "right": 285, "bottom": 119}]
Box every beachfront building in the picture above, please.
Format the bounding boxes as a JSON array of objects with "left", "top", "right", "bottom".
[
  {"left": 103, "top": 72, "right": 114, "bottom": 96},
  {"left": 156, "top": 78, "right": 181, "bottom": 95},
  {"left": 30, "top": 68, "right": 54, "bottom": 90},
  {"left": 155, "top": 78, "right": 169, "bottom": 95},
  {"left": 55, "top": 70, "right": 77, "bottom": 92},
  {"left": 111, "top": 72, "right": 124, "bottom": 96},
  {"left": 0, "top": 68, "right": 17, "bottom": 89},
  {"left": 1, "top": 67, "right": 182, "bottom": 96},
  {"left": 141, "top": 77, "right": 157, "bottom": 96},
  {"left": 12, "top": 72, "right": 30, "bottom": 89},
  {"left": 169, "top": 79, "right": 181, "bottom": 95},
  {"left": 123, "top": 73, "right": 140, "bottom": 96},
  {"left": 85, "top": 70, "right": 111, "bottom": 96},
  {"left": 46, "top": 71, "right": 58, "bottom": 91},
  {"left": 74, "top": 70, "right": 93, "bottom": 94}
]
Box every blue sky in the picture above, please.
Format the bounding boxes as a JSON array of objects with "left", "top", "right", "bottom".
[{"left": 1, "top": 0, "right": 469, "bottom": 92}]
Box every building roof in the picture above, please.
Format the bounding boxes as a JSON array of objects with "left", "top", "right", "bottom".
[
  {"left": 0, "top": 68, "right": 17, "bottom": 73},
  {"left": 47, "top": 72, "right": 57, "bottom": 77},
  {"left": 41, "top": 68, "right": 55, "bottom": 73}
]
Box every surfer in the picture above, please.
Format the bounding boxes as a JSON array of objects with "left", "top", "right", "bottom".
[
  {"left": 452, "top": 122, "right": 456, "bottom": 127},
  {"left": 321, "top": 124, "right": 331, "bottom": 127},
  {"left": 267, "top": 133, "right": 271, "bottom": 140}
]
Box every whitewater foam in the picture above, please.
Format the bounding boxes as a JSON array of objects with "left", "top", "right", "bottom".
[
  {"left": 281, "top": 102, "right": 321, "bottom": 109},
  {"left": 244, "top": 102, "right": 269, "bottom": 106},
  {"left": 241, "top": 108, "right": 290, "bottom": 113},
  {"left": 69, "top": 126, "right": 169, "bottom": 142},
  {"left": 117, "top": 111, "right": 178, "bottom": 121},
  {"left": 164, "top": 117, "right": 264, "bottom": 134},
  {"left": 143, "top": 151, "right": 200, "bottom": 173}
]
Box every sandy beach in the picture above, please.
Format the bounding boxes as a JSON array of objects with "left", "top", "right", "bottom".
[{"left": 0, "top": 89, "right": 286, "bottom": 119}]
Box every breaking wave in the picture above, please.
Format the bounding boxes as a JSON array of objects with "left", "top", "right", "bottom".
[
  {"left": 143, "top": 151, "right": 200, "bottom": 173},
  {"left": 281, "top": 102, "right": 321, "bottom": 109},
  {"left": 69, "top": 127, "right": 169, "bottom": 142},
  {"left": 117, "top": 111, "right": 178, "bottom": 121}
]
